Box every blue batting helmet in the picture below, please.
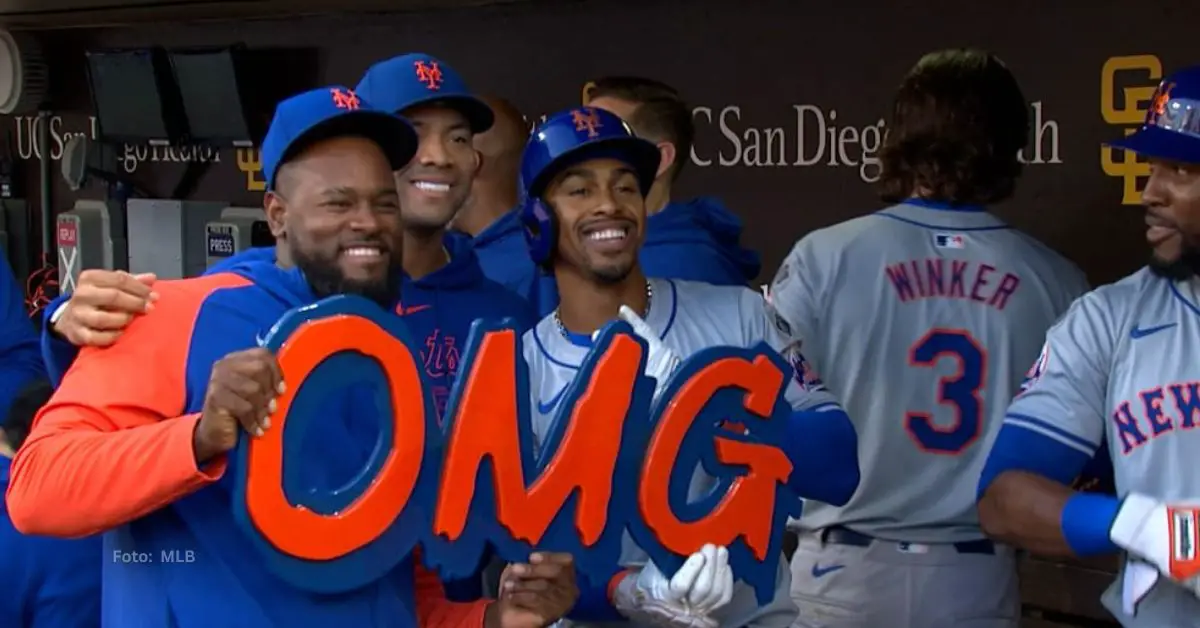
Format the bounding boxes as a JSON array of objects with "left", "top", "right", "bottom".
[
  {"left": 1106, "top": 65, "right": 1200, "bottom": 165},
  {"left": 519, "top": 106, "right": 661, "bottom": 265}
]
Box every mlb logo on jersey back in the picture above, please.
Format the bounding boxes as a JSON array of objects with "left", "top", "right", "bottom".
[
  {"left": 1018, "top": 342, "right": 1050, "bottom": 395},
  {"left": 783, "top": 341, "right": 824, "bottom": 391},
  {"left": 934, "top": 233, "right": 966, "bottom": 249}
]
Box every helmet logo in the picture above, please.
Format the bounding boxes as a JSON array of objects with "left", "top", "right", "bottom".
[
  {"left": 414, "top": 60, "right": 443, "bottom": 90},
  {"left": 1149, "top": 81, "right": 1175, "bottom": 125},
  {"left": 572, "top": 108, "right": 602, "bottom": 138}
]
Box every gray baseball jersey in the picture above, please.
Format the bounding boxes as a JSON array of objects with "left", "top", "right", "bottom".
[
  {"left": 768, "top": 201, "right": 1088, "bottom": 543},
  {"left": 523, "top": 278, "right": 844, "bottom": 628},
  {"left": 1005, "top": 268, "right": 1200, "bottom": 626}
]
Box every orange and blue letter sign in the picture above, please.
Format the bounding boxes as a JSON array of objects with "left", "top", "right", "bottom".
[{"left": 231, "top": 295, "right": 800, "bottom": 604}]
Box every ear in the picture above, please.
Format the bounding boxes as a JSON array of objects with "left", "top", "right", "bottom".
[
  {"left": 655, "top": 141, "right": 677, "bottom": 180},
  {"left": 471, "top": 148, "right": 483, "bottom": 177},
  {"left": 581, "top": 80, "right": 597, "bottom": 105},
  {"left": 264, "top": 191, "right": 287, "bottom": 239}
]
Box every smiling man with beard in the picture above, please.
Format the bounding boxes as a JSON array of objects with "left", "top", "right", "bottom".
[
  {"left": 5, "top": 86, "right": 580, "bottom": 627},
  {"left": 38, "top": 54, "right": 533, "bottom": 427},
  {"left": 976, "top": 65, "right": 1200, "bottom": 627}
]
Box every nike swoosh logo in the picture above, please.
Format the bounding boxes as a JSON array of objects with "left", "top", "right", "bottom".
[
  {"left": 255, "top": 331, "right": 267, "bottom": 347},
  {"left": 1130, "top": 323, "right": 1177, "bottom": 339},
  {"left": 400, "top": 304, "right": 432, "bottom": 315},
  {"left": 811, "top": 563, "right": 844, "bottom": 578},
  {"left": 537, "top": 387, "right": 568, "bottom": 414}
]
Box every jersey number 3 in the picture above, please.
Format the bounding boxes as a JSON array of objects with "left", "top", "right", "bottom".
[{"left": 905, "top": 328, "right": 986, "bottom": 455}]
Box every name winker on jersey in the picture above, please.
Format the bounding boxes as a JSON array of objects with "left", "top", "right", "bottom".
[{"left": 885, "top": 257, "right": 1020, "bottom": 310}]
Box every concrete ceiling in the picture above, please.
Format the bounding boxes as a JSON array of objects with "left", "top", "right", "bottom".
[{"left": 0, "top": 0, "right": 535, "bottom": 29}]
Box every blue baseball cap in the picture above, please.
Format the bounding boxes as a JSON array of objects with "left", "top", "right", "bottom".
[
  {"left": 355, "top": 53, "right": 494, "bottom": 133},
  {"left": 260, "top": 85, "right": 419, "bottom": 189},
  {"left": 1106, "top": 65, "right": 1200, "bottom": 165}
]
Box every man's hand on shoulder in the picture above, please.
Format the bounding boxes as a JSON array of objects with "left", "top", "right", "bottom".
[
  {"left": 486, "top": 552, "right": 579, "bottom": 628},
  {"left": 54, "top": 269, "right": 158, "bottom": 347}
]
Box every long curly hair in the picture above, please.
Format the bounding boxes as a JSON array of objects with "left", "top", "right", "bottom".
[{"left": 878, "top": 49, "right": 1030, "bottom": 206}]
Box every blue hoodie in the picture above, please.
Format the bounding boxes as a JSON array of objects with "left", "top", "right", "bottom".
[
  {"left": 467, "top": 197, "right": 761, "bottom": 318},
  {"left": 641, "top": 197, "right": 761, "bottom": 286},
  {"left": 23, "top": 255, "right": 426, "bottom": 626},
  {"left": 0, "top": 254, "right": 45, "bottom": 423},
  {"left": 0, "top": 456, "right": 102, "bottom": 627},
  {"left": 36, "top": 235, "right": 530, "bottom": 602},
  {"left": 467, "top": 211, "right": 559, "bottom": 319}
]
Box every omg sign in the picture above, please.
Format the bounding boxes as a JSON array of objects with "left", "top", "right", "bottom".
[{"left": 231, "top": 295, "right": 800, "bottom": 604}]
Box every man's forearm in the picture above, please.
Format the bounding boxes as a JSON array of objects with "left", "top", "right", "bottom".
[
  {"left": 7, "top": 410, "right": 223, "bottom": 537},
  {"left": 979, "top": 471, "right": 1118, "bottom": 557}
]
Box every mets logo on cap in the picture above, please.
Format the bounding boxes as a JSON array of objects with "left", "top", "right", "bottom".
[
  {"left": 414, "top": 59, "right": 443, "bottom": 90},
  {"left": 331, "top": 87, "right": 361, "bottom": 110}
]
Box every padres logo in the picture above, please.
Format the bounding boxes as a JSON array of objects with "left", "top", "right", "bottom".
[{"left": 1100, "top": 55, "right": 1163, "bottom": 205}]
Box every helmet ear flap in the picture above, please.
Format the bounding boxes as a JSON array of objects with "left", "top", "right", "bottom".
[{"left": 520, "top": 192, "right": 556, "bottom": 267}]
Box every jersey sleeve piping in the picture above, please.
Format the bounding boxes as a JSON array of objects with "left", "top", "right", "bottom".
[{"left": 1002, "top": 412, "right": 1099, "bottom": 456}]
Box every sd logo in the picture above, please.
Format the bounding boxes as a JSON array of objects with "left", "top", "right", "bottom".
[{"left": 1100, "top": 55, "right": 1164, "bottom": 205}]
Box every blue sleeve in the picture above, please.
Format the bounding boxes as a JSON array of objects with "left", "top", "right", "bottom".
[
  {"left": 38, "top": 295, "right": 77, "bottom": 389},
  {"left": 567, "top": 572, "right": 625, "bottom": 622},
  {"left": 781, "top": 408, "right": 859, "bottom": 506},
  {"left": 977, "top": 423, "right": 1118, "bottom": 557},
  {"left": 977, "top": 422, "right": 1091, "bottom": 498},
  {"left": 0, "top": 256, "right": 45, "bottom": 419}
]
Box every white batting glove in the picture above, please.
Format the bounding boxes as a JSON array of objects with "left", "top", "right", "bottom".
[
  {"left": 617, "top": 305, "right": 682, "bottom": 403},
  {"left": 1109, "top": 493, "right": 1200, "bottom": 612},
  {"left": 611, "top": 544, "right": 735, "bottom": 628}
]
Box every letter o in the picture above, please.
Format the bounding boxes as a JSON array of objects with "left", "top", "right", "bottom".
[{"left": 244, "top": 314, "right": 426, "bottom": 561}]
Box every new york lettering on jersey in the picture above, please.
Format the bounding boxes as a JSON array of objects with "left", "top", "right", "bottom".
[
  {"left": 1005, "top": 268, "right": 1200, "bottom": 624},
  {"left": 769, "top": 200, "right": 1087, "bottom": 542},
  {"left": 524, "top": 278, "right": 839, "bottom": 627}
]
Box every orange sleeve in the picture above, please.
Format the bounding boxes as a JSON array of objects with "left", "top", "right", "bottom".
[
  {"left": 413, "top": 552, "right": 490, "bottom": 628},
  {"left": 5, "top": 274, "right": 250, "bottom": 538}
]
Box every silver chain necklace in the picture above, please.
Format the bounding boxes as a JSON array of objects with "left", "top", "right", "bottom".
[{"left": 555, "top": 280, "right": 653, "bottom": 339}]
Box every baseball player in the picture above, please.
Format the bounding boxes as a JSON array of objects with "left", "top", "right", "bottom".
[
  {"left": 977, "top": 65, "right": 1200, "bottom": 627},
  {"left": 36, "top": 110, "right": 739, "bottom": 628},
  {"left": 6, "top": 85, "right": 581, "bottom": 628},
  {"left": 766, "top": 49, "right": 1089, "bottom": 627},
  {"left": 517, "top": 106, "right": 861, "bottom": 628}
]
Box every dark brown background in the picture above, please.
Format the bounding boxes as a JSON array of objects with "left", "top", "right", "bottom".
[{"left": 4, "top": 0, "right": 1195, "bottom": 288}]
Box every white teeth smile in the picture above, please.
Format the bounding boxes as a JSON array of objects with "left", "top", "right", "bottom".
[
  {"left": 414, "top": 181, "right": 450, "bottom": 193},
  {"left": 344, "top": 247, "right": 381, "bottom": 258},
  {"left": 587, "top": 228, "right": 628, "bottom": 242}
]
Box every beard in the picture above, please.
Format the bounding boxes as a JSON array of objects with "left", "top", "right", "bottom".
[
  {"left": 291, "top": 243, "right": 402, "bottom": 308},
  {"left": 1149, "top": 237, "right": 1200, "bottom": 281}
]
